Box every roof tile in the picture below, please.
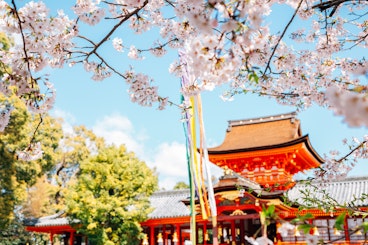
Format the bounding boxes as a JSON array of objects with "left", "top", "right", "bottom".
[{"left": 286, "top": 176, "right": 368, "bottom": 207}]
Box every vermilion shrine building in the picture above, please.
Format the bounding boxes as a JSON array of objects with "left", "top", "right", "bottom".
[{"left": 26, "top": 112, "right": 368, "bottom": 245}]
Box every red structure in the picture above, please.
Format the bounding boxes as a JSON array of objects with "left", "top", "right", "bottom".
[
  {"left": 24, "top": 211, "right": 86, "bottom": 245},
  {"left": 207, "top": 112, "right": 323, "bottom": 190},
  {"left": 25, "top": 113, "right": 368, "bottom": 245}
]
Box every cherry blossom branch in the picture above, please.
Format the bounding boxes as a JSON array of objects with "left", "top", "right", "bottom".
[
  {"left": 263, "top": 0, "right": 304, "bottom": 74},
  {"left": 336, "top": 140, "right": 367, "bottom": 163},
  {"left": 137, "top": 37, "right": 179, "bottom": 53},
  {"left": 321, "top": 0, "right": 331, "bottom": 44},
  {"left": 93, "top": 51, "right": 126, "bottom": 78},
  {"left": 312, "top": 0, "right": 351, "bottom": 12},
  {"left": 11, "top": 0, "right": 33, "bottom": 79},
  {"left": 27, "top": 114, "right": 43, "bottom": 149},
  {"left": 348, "top": 32, "right": 368, "bottom": 49},
  {"left": 86, "top": 0, "right": 148, "bottom": 58}
]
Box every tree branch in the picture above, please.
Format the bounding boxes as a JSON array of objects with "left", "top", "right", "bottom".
[
  {"left": 87, "top": 0, "right": 149, "bottom": 58},
  {"left": 337, "top": 140, "right": 367, "bottom": 163},
  {"left": 11, "top": 0, "right": 33, "bottom": 78},
  {"left": 263, "top": 0, "right": 304, "bottom": 74}
]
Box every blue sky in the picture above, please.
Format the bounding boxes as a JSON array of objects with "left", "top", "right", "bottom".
[{"left": 7, "top": 1, "right": 368, "bottom": 189}]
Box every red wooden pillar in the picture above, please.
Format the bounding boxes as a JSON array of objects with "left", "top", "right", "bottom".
[
  {"left": 344, "top": 215, "right": 350, "bottom": 242},
  {"left": 150, "top": 225, "right": 155, "bottom": 245},
  {"left": 176, "top": 224, "right": 181, "bottom": 245},
  {"left": 203, "top": 222, "right": 207, "bottom": 245},
  {"left": 163, "top": 225, "right": 166, "bottom": 245},
  {"left": 70, "top": 231, "right": 74, "bottom": 245},
  {"left": 50, "top": 233, "right": 54, "bottom": 245},
  {"left": 231, "top": 220, "right": 236, "bottom": 244}
]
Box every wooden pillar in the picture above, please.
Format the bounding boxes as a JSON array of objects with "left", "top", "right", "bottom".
[
  {"left": 240, "top": 219, "right": 245, "bottom": 245},
  {"left": 70, "top": 231, "right": 74, "bottom": 245},
  {"left": 176, "top": 224, "right": 180, "bottom": 245},
  {"left": 344, "top": 215, "right": 350, "bottom": 242},
  {"left": 150, "top": 225, "right": 155, "bottom": 245},
  {"left": 327, "top": 219, "right": 331, "bottom": 241},
  {"left": 163, "top": 225, "right": 166, "bottom": 245},
  {"left": 50, "top": 233, "right": 54, "bottom": 245},
  {"left": 231, "top": 220, "right": 236, "bottom": 245}
]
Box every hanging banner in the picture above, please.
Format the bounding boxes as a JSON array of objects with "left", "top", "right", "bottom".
[{"left": 179, "top": 48, "right": 218, "bottom": 244}]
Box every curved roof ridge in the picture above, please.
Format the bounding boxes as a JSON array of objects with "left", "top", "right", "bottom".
[
  {"left": 208, "top": 112, "right": 303, "bottom": 152},
  {"left": 38, "top": 210, "right": 65, "bottom": 221},
  {"left": 151, "top": 189, "right": 190, "bottom": 197},
  {"left": 227, "top": 111, "right": 297, "bottom": 130}
]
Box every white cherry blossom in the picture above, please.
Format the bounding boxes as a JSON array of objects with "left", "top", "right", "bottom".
[
  {"left": 16, "top": 142, "right": 43, "bottom": 161},
  {"left": 112, "top": 37, "right": 124, "bottom": 52},
  {"left": 245, "top": 236, "right": 274, "bottom": 245},
  {"left": 305, "top": 234, "right": 319, "bottom": 245},
  {"left": 277, "top": 222, "right": 296, "bottom": 237}
]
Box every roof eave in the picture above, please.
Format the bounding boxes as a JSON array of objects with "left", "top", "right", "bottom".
[{"left": 208, "top": 135, "right": 324, "bottom": 164}]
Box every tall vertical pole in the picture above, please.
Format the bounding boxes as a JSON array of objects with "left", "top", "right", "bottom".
[
  {"left": 150, "top": 226, "right": 155, "bottom": 245},
  {"left": 231, "top": 220, "right": 236, "bottom": 245},
  {"left": 69, "top": 231, "right": 74, "bottom": 245}
]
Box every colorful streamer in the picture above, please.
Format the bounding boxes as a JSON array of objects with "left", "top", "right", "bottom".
[{"left": 179, "top": 49, "right": 218, "bottom": 244}]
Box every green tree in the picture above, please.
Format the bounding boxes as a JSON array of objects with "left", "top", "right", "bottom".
[
  {"left": 0, "top": 32, "right": 13, "bottom": 77},
  {"left": 0, "top": 92, "right": 63, "bottom": 228},
  {"left": 173, "top": 181, "right": 189, "bottom": 190},
  {"left": 51, "top": 125, "right": 106, "bottom": 210},
  {"left": 65, "top": 145, "right": 158, "bottom": 245},
  {"left": 0, "top": 31, "right": 62, "bottom": 229},
  {"left": 0, "top": 216, "right": 34, "bottom": 245}
]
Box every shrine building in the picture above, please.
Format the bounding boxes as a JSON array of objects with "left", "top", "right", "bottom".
[{"left": 25, "top": 112, "right": 368, "bottom": 245}]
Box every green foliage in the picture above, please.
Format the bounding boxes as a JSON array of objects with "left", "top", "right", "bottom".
[
  {"left": 362, "top": 222, "right": 368, "bottom": 233},
  {"left": 51, "top": 126, "right": 106, "bottom": 210},
  {"left": 65, "top": 145, "right": 158, "bottom": 245},
  {"left": 0, "top": 94, "right": 63, "bottom": 229},
  {"left": 260, "top": 204, "right": 277, "bottom": 226},
  {"left": 334, "top": 212, "right": 347, "bottom": 230},
  {"left": 0, "top": 32, "right": 13, "bottom": 77},
  {"left": 0, "top": 216, "right": 48, "bottom": 244},
  {"left": 173, "top": 181, "right": 189, "bottom": 190},
  {"left": 297, "top": 223, "right": 313, "bottom": 235},
  {"left": 0, "top": 217, "right": 34, "bottom": 245},
  {"left": 0, "top": 32, "right": 12, "bottom": 50},
  {"left": 291, "top": 213, "right": 314, "bottom": 224}
]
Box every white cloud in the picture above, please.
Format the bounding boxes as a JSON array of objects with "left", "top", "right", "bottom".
[
  {"left": 150, "top": 142, "right": 188, "bottom": 177},
  {"left": 147, "top": 142, "right": 189, "bottom": 189},
  {"left": 92, "top": 114, "right": 146, "bottom": 156}
]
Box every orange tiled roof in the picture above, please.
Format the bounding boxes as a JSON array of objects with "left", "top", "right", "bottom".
[{"left": 208, "top": 112, "right": 302, "bottom": 152}]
